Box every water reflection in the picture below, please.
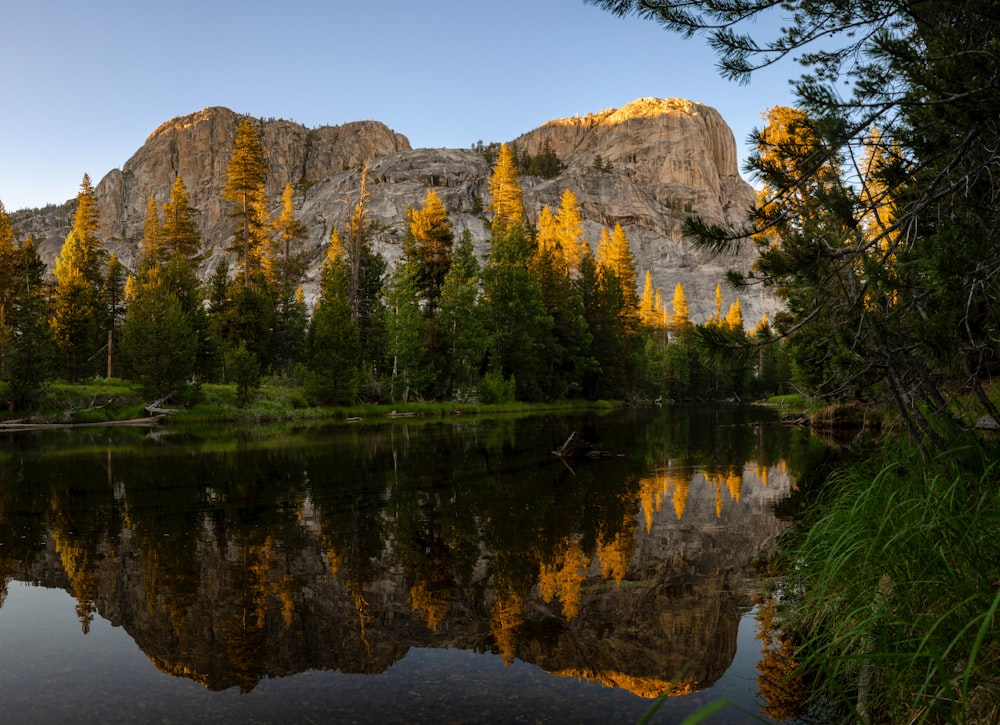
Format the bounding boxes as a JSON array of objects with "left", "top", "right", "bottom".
[{"left": 0, "top": 407, "right": 813, "bottom": 719}]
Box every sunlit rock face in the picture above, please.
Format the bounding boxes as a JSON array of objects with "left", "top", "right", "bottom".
[{"left": 12, "top": 98, "right": 778, "bottom": 327}]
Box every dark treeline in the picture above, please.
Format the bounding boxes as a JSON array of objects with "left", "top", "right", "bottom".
[{"left": 0, "top": 126, "right": 792, "bottom": 411}]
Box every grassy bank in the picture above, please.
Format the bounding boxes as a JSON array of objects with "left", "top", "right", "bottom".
[
  {"left": 0, "top": 378, "right": 624, "bottom": 427},
  {"left": 780, "top": 440, "right": 1000, "bottom": 723}
]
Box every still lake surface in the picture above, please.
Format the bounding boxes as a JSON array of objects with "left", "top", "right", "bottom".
[{"left": 0, "top": 406, "right": 818, "bottom": 724}]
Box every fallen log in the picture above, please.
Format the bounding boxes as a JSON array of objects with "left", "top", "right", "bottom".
[{"left": 552, "top": 431, "right": 592, "bottom": 458}]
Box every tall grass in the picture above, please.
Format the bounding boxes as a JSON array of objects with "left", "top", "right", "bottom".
[{"left": 783, "top": 442, "right": 1000, "bottom": 723}]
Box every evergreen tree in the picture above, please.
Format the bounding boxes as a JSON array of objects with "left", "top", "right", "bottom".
[
  {"left": 639, "top": 269, "right": 658, "bottom": 327},
  {"left": 482, "top": 222, "right": 551, "bottom": 401},
  {"left": 437, "top": 229, "right": 485, "bottom": 397},
  {"left": 554, "top": 188, "right": 588, "bottom": 275},
  {"left": 304, "top": 231, "right": 361, "bottom": 404},
  {"left": 139, "top": 195, "right": 165, "bottom": 272},
  {"left": 120, "top": 265, "right": 197, "bottom": 398},
  {"left": 486, "top": 143, "right": 524, "bottom": 231},
  {"left": 383, "top": 264, "right": 430, "bottom": 401},
  {"left": 223, "top": 119, "right": 270, "bottom": 286},
  {"left": 670, "top": 282, "right": 692, "bottom": 334},
  {"left": 403, "top": 189, "right": 454, "bottom": 311},
  {"left": 530, "top": 241, "right": 594, "bottom": 398},
  {"left": 101, "top": 253, "right": 126, "bottom": 378},
  {"left": 578, "top": 251, "right": 629, "bottom": 399},
  {"left": 5, "top": 239, "right": 52, "bottom": 408},
  {"left": 51, "top": 176, "right": 106, "bottom": 380},
  {"left": 0, "top": 200, "right": 16, "bottom": 380},
  {"left": 596, "top": 222, "right": 640, "bottom": 329},
  {"left": 71, "top": 174, "right": 102, "bottom": 284},
  {"left": 724, "top": 298, "right": 743, "bottom": 330},
  {"left": 267, "top": 183, "right": 308, "bottom": 376},
  {"left": 535, "top": 205, "right": 560, "bottom": 257},
  {"left": 161, "top": 176, "right": 201, "bottom": 260}
]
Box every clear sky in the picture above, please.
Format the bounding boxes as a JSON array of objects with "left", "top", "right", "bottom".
[{"left": 0, "top": 0, "right": 798, "bottom": 212}]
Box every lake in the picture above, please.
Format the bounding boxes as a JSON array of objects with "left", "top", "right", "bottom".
[{"left": 0, "top": 406, "right": 817, "bottom": 724}]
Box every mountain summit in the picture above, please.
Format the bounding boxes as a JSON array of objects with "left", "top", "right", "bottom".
[{"left": 13, "top": 99, "right": 777, "bottom": 325}]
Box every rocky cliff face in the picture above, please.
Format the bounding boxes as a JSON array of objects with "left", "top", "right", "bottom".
[{"left": 12, "top": 99, "right": 777, "bottom": 326}]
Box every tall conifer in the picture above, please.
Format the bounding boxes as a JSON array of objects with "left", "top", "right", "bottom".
[{"left": 223, "top": 119, "right": 270, "bottom": 286}]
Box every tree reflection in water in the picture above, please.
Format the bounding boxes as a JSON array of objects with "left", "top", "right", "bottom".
[{"left": 0, "top": 406, "right": 819, "bottom": 719}]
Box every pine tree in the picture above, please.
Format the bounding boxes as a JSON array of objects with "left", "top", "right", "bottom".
[
  {"left": 535, "top": 205, "right": 560, "bottom": 258},
  {"left": 161, "top": 176, "right": 201, "bottom": 260},
  {"left": 596, "top": 222, "right": 639, "bottom": 329},
  {"left": 51, "top": 176, "right": 107, "bottom": 380},
  {"left": 671, "top": 282, "right": 692, "bottom": 333},
  {"left": 437, "top": 229, "right": 485, "bottom": 396},
  {"left": 120, "top": 265, "right": 197, "bottom": 398},
  {"left": 554, "top": 188, "right": 587, "bottom": 275},
  {"left": 139, "top": 195, "right": 165, "bottom": 272},
  {"left": 724, "top": 298, "right": 743, "bottom": 330},
  {"left": 0, "top": 200, "right": 16, "bottom": 380},
  {"left": 6, "top": 239, "right": 53, "bottom": 408},
  {"left": 487, "top": 144, "right": 524, "bottom": 231},
  {"left": 223, "top": 119, "right": 270, "bottom": 286},
  {"left": 0, "top": 200, "right": 17, "bottom": 312},
  {"left": 482, "top": 222, "right": 551, "bottom": 400},
  {"left": 712, "top": 284, "right": 723, "bottom": 327},
  {"left": 403, "top": 189, "right": 454, "bottom": 310},
  {"left": 639, "top": 269, "right": 658, "bottom": 326},
  {"left": 304, "top": 230, "right": 361, "bottom": 404},
  {"left": 267, "top": 183, "right": 308, "bottom": 376},
  {"left": 384, "top": 264, "right": 429, "bottom": 401},
  {"left": 266, "top": 183, "right": 307, "bottom": 293},
  {"left": 101, "top": 253, "right": 126, "bottom": 378}
]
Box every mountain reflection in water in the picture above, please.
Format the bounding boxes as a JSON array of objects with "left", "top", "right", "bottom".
[{"left": 0, "top": 407, "right": 813, "bottom": 723}]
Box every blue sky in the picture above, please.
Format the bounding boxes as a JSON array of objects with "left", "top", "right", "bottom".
[{"left": 1, "top": 0, "right": 798, "bottom": 211}]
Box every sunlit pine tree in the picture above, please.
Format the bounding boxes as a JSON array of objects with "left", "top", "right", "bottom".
[
  {"left": 724, "top": 298, "right": 743, "bottom": 330},
  {"left": 486, "top": 143, "right": 524, "bottom": 231},
  {"left": 639, "top": 269, "right": 658, "bottom": 326},
  {"left": 596, "top": 222, "right": 639, "bottom": 330},
  {"left": 138, "top": 195, "right": 165, "bottom": 272},
  {"left": 51, "top": 175, "right": 106, "bottom": 380},
  {"left": 554, "top": 188, "right": 587, "bottom": 275},
  {"left": 670, "top": 282, "right": 692, "bottom": 334},
  {"left": 161, "top": 176, "right": 201, "bottom": 260},
  {"left": 535, "top": 205, "right": 560, "bottom": 257},
  {"left": 402, "top": 188, "right": 454, "bottom": 311},
  {"left": 223, "top": 119, "right": 270, "bottom": 287}
]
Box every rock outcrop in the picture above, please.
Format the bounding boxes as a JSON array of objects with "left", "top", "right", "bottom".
[{"left": 12, "top": 99, "right": 778, "bottom": 326}]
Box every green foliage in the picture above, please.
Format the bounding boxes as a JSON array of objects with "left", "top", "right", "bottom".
[
  {"left": 482, "top": 223, "right": 552, "bottom": 401},
  {"left": 226, "top": 343, "right": 261, "bottom": 408},
  {"left": 591, "top": 154, "right": 613, "bottom": 173},
  {"left": 383, "top": 264, "right": 430, "bottom": 401},
  {"left": 4, "top": 239, "right": 52, "bottom": 408},
  {"left": 478, "top": 370, "right": 516, "bottom": 404},
  {"left": 519, "top": 139, "right": 565, "bottom": 179},
  {"left": 120, "top": 269, "right": 197, "bottom": 399},
  {"left": 436, "top": 229, "right": 486, "bottom": 397},
  {"left": 784, "top": 443, "right": 1000, "bottom": 722},
  {"left": 304, "top": 235, "right": 361, "bottom": 405}
]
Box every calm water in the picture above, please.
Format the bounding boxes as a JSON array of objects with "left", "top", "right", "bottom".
[{"left": 0, "top": 406, "right": 817, "bottom": 724}]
